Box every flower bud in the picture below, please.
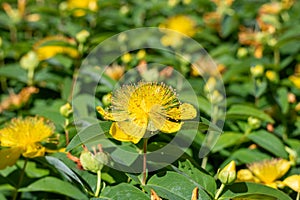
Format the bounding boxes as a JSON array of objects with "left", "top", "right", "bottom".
[
  {"left": 266, "top": 70, "right": 279, "bottom": 83},
  {"left": 250, "top": 65, "right": 264, "bottom": 77},
  {"left": 102, "top": 93, "right": 112, "bottom": 107},
  {"left": 137, "top": 49, "right": 146, "bottom": 60},
  {"left": 20, "top": 51, "right": 39, "bottom": 71},
  {"left": 60, "top": 103, "right": 73, "bottom": 118},
  {"left": 248, "top": 117, "right": 261, "bottom": 129},
  {"left": 285, "top": 146, "right": 297, "bottom": 166},
  {"left": 218, "top": 161, "right": 237, "bottom": 184},
  {"left": 237, "top": 47, "right": 248, "bottom": 58},
  {"left": 76, "top": 30, "right": 90, "bottom": 43},
  {"left": 80, "top": 150, "right": 108, "bottom": 173},
  {"left": 121, "top": 53, "right": 132, "bottom": 63}
]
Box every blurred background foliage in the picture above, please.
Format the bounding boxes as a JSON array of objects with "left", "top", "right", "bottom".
[{"left": 0, "top": 0, "right": 300, "bottom": 199}]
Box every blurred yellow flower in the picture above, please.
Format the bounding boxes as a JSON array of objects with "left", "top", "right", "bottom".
[
  {"left": 159, "top": 15, "right": 197, "bottom": 46},
  {"left": 289, "top": 75, "right": 300, "bottom": 89},
  {"left": 33, "top": 36, "right": 79, "bottom": 61},
  {"left": 237, "top": 158, "right": 291, "bottom": 188},
  {"left": 104, "top": 64, "right": 125, "bottom": 80},
  {"left": 67, "top": 0, "right": 98, "bottom": 17},
  {"left": 283, "top": 175, "right": 300, "bottom": 192},
  {"left": 97, "top": 82, "right": 197, "bottom": 143},
  {"left": 121, "top": 53, "right": 132, "bottom": 63},
  {"left": 250, "top": 65, "right": 264, "bottom": 77},
  {"left": 0, "top": 117, "right": 54, "bottom": 169}
]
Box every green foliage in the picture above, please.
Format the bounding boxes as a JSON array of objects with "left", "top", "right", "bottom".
[{"left": 1, "top": 0, "right": 300, "bottom": 199}]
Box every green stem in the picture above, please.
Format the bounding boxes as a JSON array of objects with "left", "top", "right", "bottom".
[
  {"left": 12, "top": 159, "right": 28, "bottom": 200},
  {"left": 142, "top": 138, "right": 148, "bottom": 185},
  {"left": 28, "top": 69, "right": 34, "bottom": 86},
  {"left": 274, "top": 48, "right": 280, "bottom": 70},
  {"left": 95, "top": 170, "right": 101, "bottom": 197},
  {"left": 201, "top": 156, "right": 208, "bottom": 169},
  {"left": 296, "top": 192, "right": 300, "bottom": 200},
  {"left": 214, "top": 183, "right": 225, "bottom": 200}
]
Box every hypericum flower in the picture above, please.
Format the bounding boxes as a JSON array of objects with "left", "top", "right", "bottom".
[
  {"left": 159, "top": 15, "right": 197, "bottom": 46},
  {"left": 67, "top": 0, "right": 98, "bottom": 17},
  {"left": 237, "top": 158, "right": 291, "bottom": 188},
  {"left": 283, "top": 175, "right": 300, "bottom": 193},
  {"left": 97, "top": 82, "right": 197, "bottom": 144},
  {"left": 0, "top": 117, "right": 54, "bottom": 169},
  {"left": 33, "top": 36, "right": 79, "bottom": 61}
]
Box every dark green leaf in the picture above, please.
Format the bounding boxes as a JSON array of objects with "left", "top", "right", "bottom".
[
  {"left": 146, "top": 171, "right": 212, "bottom": 200},
  {"left": 227, "top": 104, "right": 274, "bottom": 123},
  {"left": 19, "top": 177, "right": 88, "bottom": 200},
  {"left": 100, "top": 183, "right": 149, "bottom": 200},
  {"left": 219, "top": 182, "right": 292, "bottom": 200},
  {"left": 247, "top": 130, "right": 288, "bottom": 158},
  {"left": 212, "top": 132, "right": 244, "bottom": 153}
]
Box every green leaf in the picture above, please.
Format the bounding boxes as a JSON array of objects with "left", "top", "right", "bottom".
[
  {"left": 146, "top": 171, "right": 212, "bottom": 200},
  {"left": 66, "top": 121, "right": 112, "bottom": 151},
  {"left": 18, "top": 177, "right": 88, "bottom": 200},
  {"left": 0, "top": 64, "right": 27, "bottom": 83},
  {"left": 219, "top": 182, "right": 292, "bottom": 200},
  {"left": 226, "top": 104, "right": 274, "bottom": 123},
  {"left": 212, "top": 132, "right": 244, "bottom": 153},
  {"left": 100, "top": 183, "right": 149, "bottom": 200},
  {"left": 177, "top": 160, "right": 216, "bottom": 196},
  {"left": 30, "top": 99, "right": 65, "bottom": 127},
  {"left": 247, "top": 130, "right": 288, "bottom": 158},
  {"left": 229, "top": 148, "right": 271, "bottom": 164},
  {"left": 16, "top": 160, "right": 49, "bottom": 178},
  {"left": 275, "top": 87, "right": 289, "bottom": 114}
]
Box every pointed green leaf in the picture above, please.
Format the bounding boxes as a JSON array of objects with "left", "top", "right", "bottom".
[
  {"left": 227, "top": 104, "right": 274, "bottom": 123},
  {"left": 18, "top": 177, "right": 88, "bottom": 200},
  {"left": 247, "top": 130, "right": 288, "bottom": 158}
]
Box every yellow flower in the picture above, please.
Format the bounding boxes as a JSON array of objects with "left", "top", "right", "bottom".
[
  {"left": 33, "top": 36, "right": 79, "bottom": 61},
  {"left": 289, "top": 75, "right": 300, "bottom": 89},
  {"left": 159, "top": 15, "right": 197, "bottom": 46},
  {"left": 283, "top": 175, "right": 300, "bottom": 192},
  {"left": 0, "top": 117, "right": 54, "bottom": 169},
  {"left": 97, "top": 82, "right": 197, "bottom": 144},
  {"left": 239, "top": 158, "right": 291, "bottom": 188},
  {"left": 67, "top": 0, "right": 98, "bottom": 17}
]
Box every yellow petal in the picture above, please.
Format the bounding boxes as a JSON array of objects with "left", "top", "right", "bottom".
[
  {"left": 283, "top": 175, "right": 300, "bottom": 192},
  {"left": 22, "top": 144, "right": 46, "bottom": 158},
  {"left": 0, "top": 148, "right": 22, "bottom": 169},
  {"left": 237, "top": 169, "right": 255, "bottom": 182},
  {"left": 96, "top": 106, "right": 115, "bottom": 120},
  {"left": 179, "top": 103, "right": 197, "bottom": 120},
  {"left": 109, "top": 122, "right": 143, "bottom": 144},
  {"left": 167, "top": 103, "right": 197, "bottom": 120},
  {"left": 159, "top": 120, "right": 183, "bottom": 133}
]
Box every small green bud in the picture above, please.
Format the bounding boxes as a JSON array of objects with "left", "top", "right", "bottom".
[
  {"left": 247, "top": 117, "right": 261, "bottom": 129},
  {"left": 250, "top": 65, "right": 264, "bottom": 77},
  {"left": 102, "top": 93, "right": 112, "bottom": 107},
  {"left": 218, "top": 161, "right": 236, "bottom": 184},
  {"left": 20, "top": 51, "right": 39, "bottom": 71},
  {"left": 60, "top": 103, "right": 73, "bottom": 118},
  {"left": 76, "top": 30, "right": 90, "bottom": 43},
  {"left": 237, "top": 47, "right": 248, "bottom": 58},
  {"left": 80, "top": 150, "right": 108, "bottom": 173}
]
